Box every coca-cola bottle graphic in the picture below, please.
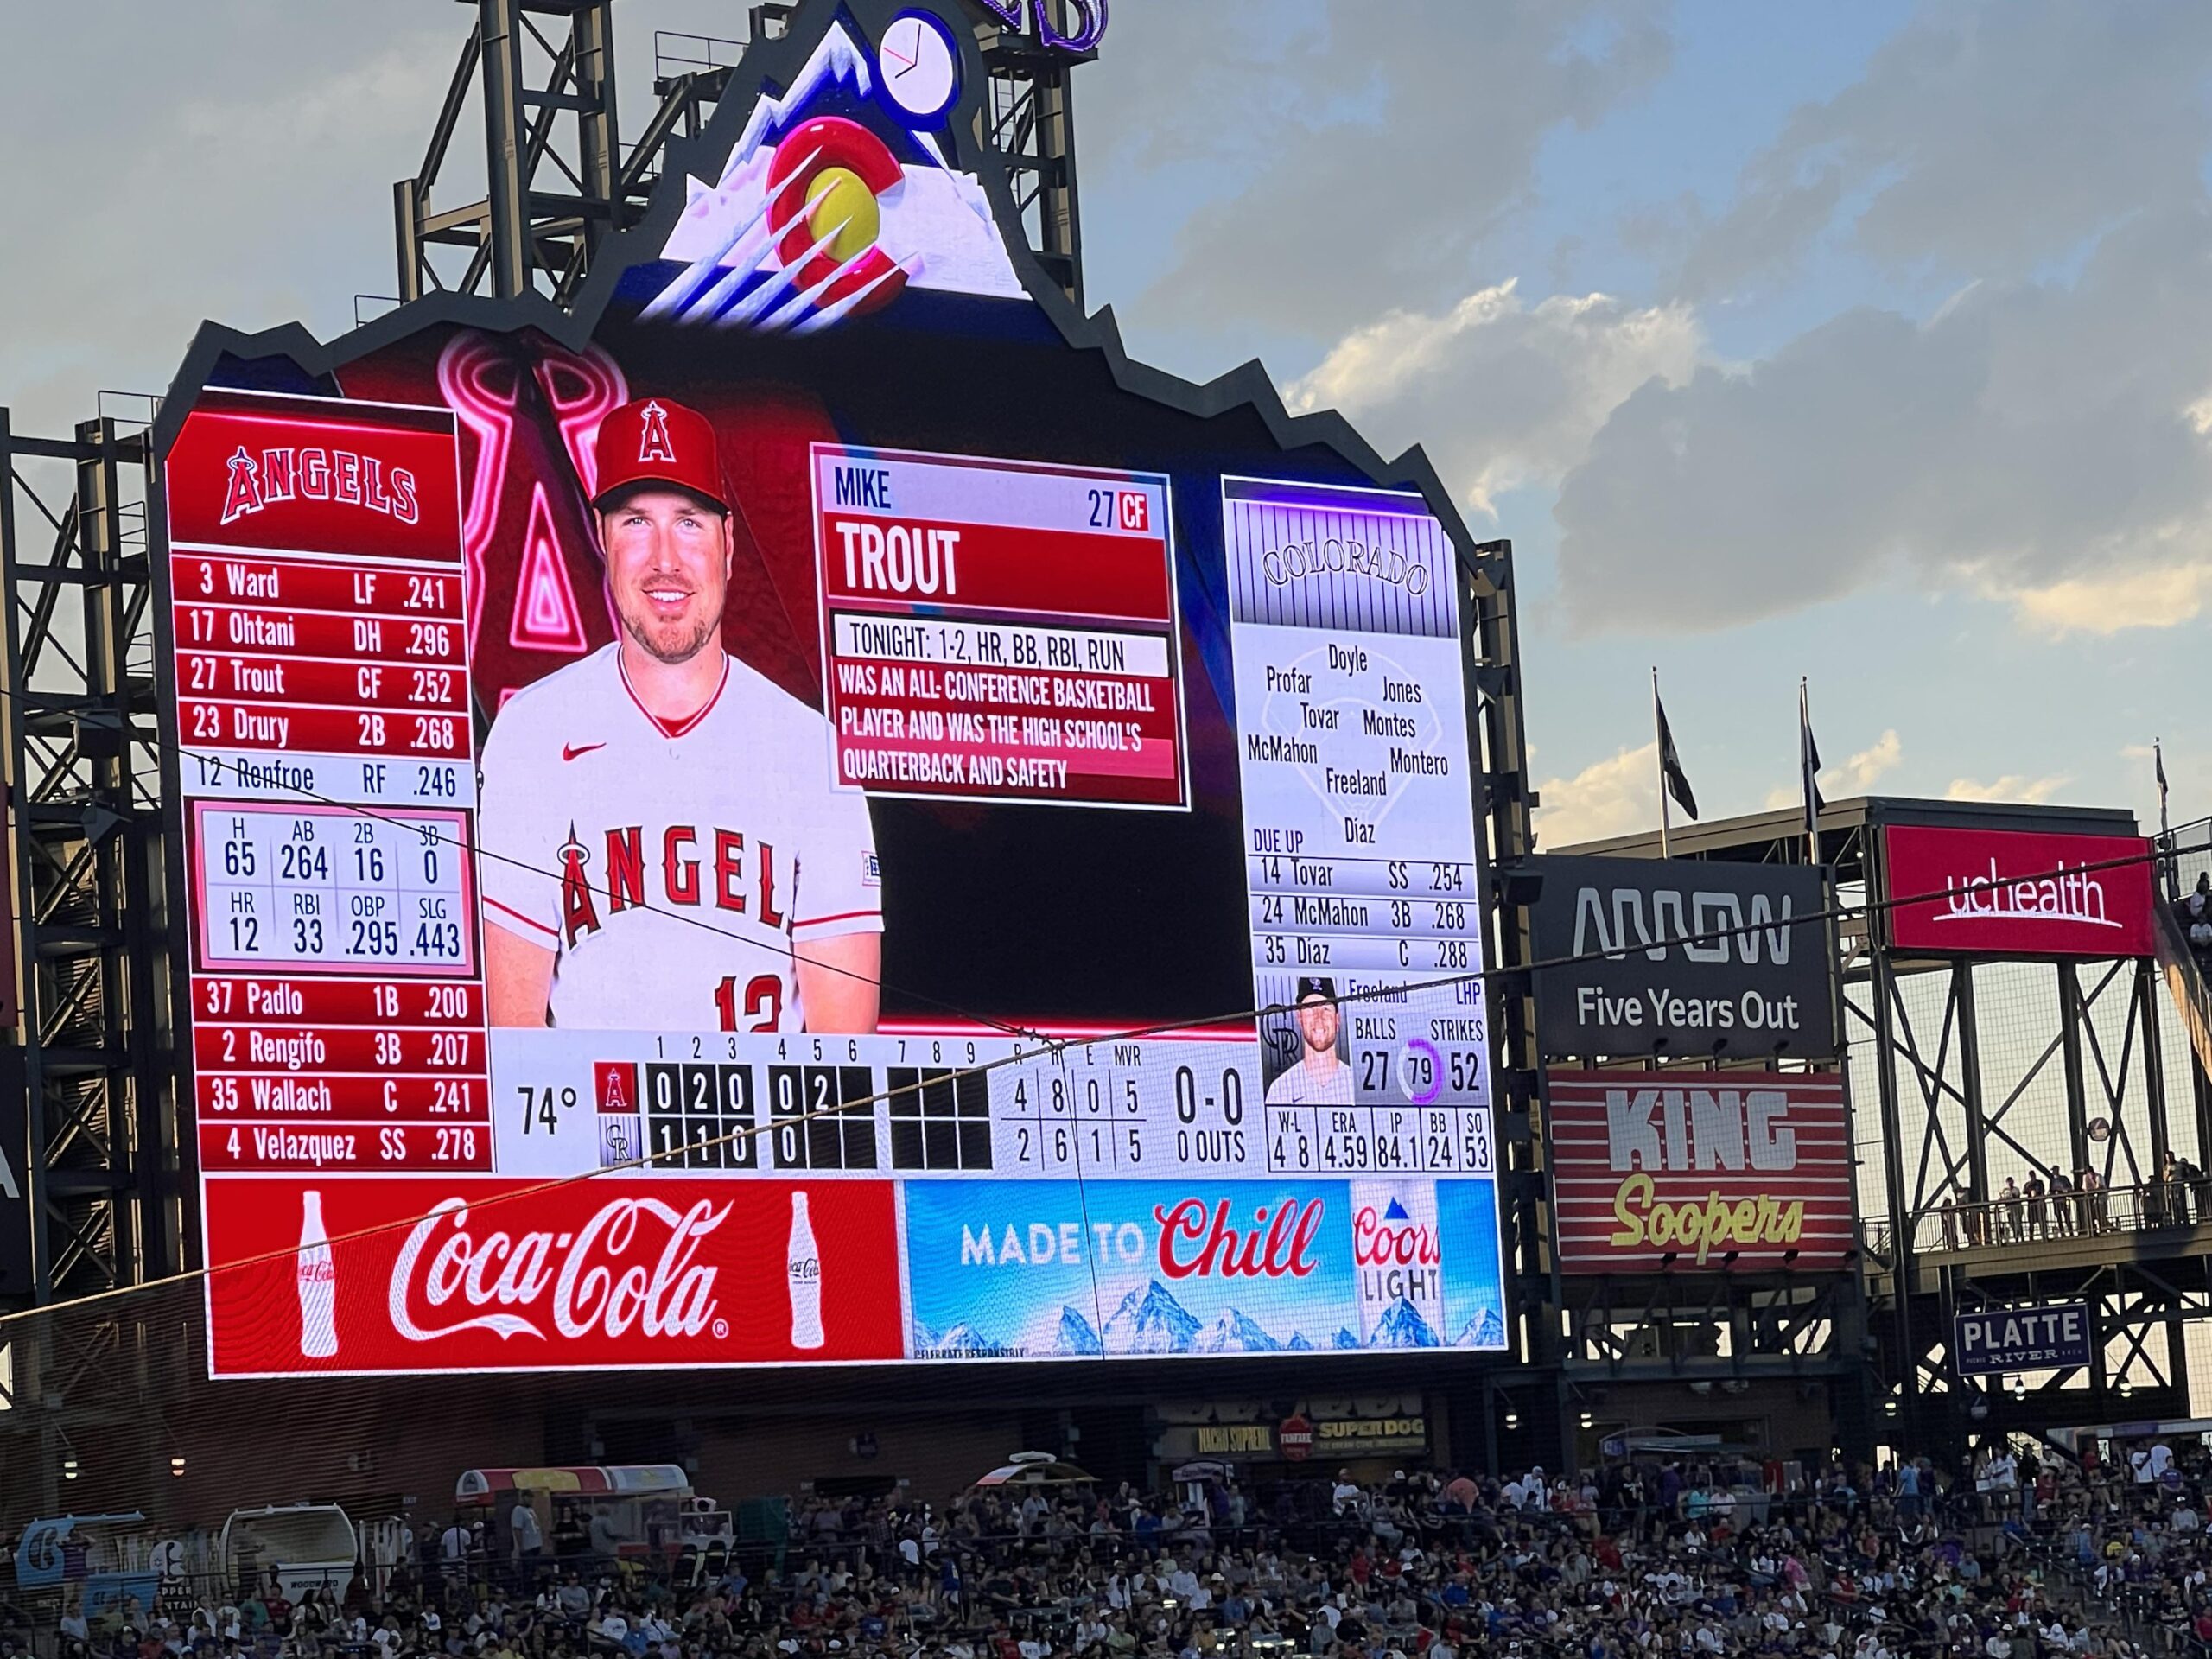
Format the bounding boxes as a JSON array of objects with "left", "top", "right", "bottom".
[
  {"left": 787, "top": 1192, "right": 823, "bottom": 1351},
  {"left": 297, "top": 1190, "right": 338, "bottom": 1359}
]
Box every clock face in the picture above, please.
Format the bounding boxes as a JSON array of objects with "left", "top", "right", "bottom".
[{"left": 880, "top": 11, "right": 960, "bottom": 123}]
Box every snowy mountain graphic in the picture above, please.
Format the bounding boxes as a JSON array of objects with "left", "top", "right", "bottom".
[
  {"left": 912, "top": 1320, "right": 938, "bottom": 1351},
  {"left": 1053, "top": 1305, "right": 1103, "bottom": 1357},
  {"left": 935, "top": 1320, "right": 991, "bottom": 1352},
  {"left": 1193, "top": 1309, "right": 1282, "bottom": 1354},
  {"left": 1454, "top": 1308, "right": 1508, "bottom": 1350},
  {"left": 1369, "top": 1295, "right": 1442, "bottom": 1349},
  {"left": 1332, "top": 1326, "right": 1362, "bottom": 1351},
  {"left": 1103, "top": 1281, "right": 1204, "bottom": 1354},
  {"left": 1287, "top": 1332, "right": 1315, "bottom": 1351},
  {"left": 650, "top": 18, "right": 1026, "bottom": 328}
]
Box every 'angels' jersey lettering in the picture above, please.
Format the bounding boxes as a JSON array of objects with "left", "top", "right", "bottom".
[{"left": 479, "top": 643, "right": 880, "bottom": 1030}]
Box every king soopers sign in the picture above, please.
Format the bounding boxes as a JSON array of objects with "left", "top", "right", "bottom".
[{"left": 1527, "top": 857, "right": 1837, "bottom": 1058}]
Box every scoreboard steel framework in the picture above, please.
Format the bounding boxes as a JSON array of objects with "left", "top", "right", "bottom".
[{"left": 154, "top": 0, "right": 1512, "bottom": 1377}]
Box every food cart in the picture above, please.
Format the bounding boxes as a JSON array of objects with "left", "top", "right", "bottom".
[
  {"left": 218, "top": 1503, "right": 358, "bottom": 1601},
  {"left": 455, "top": 1465, "right": 694, "bottom": 1560}
]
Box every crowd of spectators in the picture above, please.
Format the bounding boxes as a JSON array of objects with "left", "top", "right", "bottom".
[{"left": 31, "top": 1438, "right": 2212, "bottom": 1659}]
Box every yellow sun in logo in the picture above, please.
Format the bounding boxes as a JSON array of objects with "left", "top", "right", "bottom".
[{"left": 804, "top": 166, "right": 881, "bottom": 264}]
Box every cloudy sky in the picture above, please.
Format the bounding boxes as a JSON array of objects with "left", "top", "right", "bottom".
[{"left": 5, "top": 0, "right": 2203, "bottom": 846}]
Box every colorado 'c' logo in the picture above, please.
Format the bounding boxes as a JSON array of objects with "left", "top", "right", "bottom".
[{"left": 766, "top": 117, "right": 910, "bottom": 315}]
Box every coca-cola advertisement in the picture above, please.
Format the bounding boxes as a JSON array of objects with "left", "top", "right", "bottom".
[
  {"left": 202, "top": 1176, "right": 902, "bottom": 1375},
  {"left": 1883, "top": 823, "right": 2153, "bottom": 958},
  {"left": 899, "top": 1179, "right": 1506, "bottom": 1360}
]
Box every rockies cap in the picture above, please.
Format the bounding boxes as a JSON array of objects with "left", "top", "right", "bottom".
[
  {"left": 1295, "top": 976, "right": 1338, "bottom": 1004},
  {"left": 592, "top": 395, "right": 729, "bottom": 513}
]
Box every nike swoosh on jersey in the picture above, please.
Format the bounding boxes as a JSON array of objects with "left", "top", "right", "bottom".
[{"left": 562, "top": 741, "right": 607, "bottom": 762}]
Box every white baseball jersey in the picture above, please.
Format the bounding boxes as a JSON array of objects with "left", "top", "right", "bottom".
[
  {"left": 1263, "top": 1055, "right": 1354, "bottom": 1107},
  {"left": 478, "top": 642, "right": 880, "bottom": 1031}
]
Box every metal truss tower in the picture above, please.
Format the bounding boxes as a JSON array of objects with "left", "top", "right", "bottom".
[
  {"left": 394, "top": 0, "right": 1090, "bottom": 310},
  {"left": 0, "top": 410, "right": 176, "bottom": 1307}
]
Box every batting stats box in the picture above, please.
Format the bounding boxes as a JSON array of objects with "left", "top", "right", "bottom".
[{"left": 156, "top": 0, "right": 1510, "bottom": 1377}]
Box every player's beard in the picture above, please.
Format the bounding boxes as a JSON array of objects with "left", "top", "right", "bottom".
[{"left": 618, "top": 601, "right": 720, "bottom": 666}]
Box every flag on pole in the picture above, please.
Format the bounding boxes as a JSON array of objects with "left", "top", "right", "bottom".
[
  {"left": 1799, "top": 679, "right": 1824, "bottom": 863},
  {"left": 1656, "top": 689, "right": 1698, "bottom": 822},
  {"left": 2157, "top": 737, "right": 2171, "bottom": 836}
]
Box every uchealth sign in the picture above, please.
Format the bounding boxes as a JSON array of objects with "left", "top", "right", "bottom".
[
  {"left": 1545, "top": 1071, "right": 1853, "bottom": 1273},
  {"left": 1526, "top": 857, "right": 1836, "bottom": 1059},
  {"left": 1953, "top": 1301, "right": 2092, "bottom": 1376},
  {"left": 201, "top": 1174, "right": 905, "bottom": 1376},
  {"left": 1883, "top": 824, "right": 2153, "bottom": 958}
]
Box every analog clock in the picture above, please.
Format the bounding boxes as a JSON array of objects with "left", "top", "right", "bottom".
[{"left": 880, "top": 10, "right": 960, "bottom": 124}]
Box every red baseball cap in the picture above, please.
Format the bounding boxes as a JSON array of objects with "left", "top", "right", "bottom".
[{"left": 591, "top": 396, "right": 728, "bottom": 512}]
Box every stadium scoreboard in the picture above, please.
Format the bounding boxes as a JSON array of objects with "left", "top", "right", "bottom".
[
  {"left": 157, "top": 1, "right": 1510, "bottom": 1376},
  {"left": 166, "top": 394, "right": 1509, "bottom": 1372}
]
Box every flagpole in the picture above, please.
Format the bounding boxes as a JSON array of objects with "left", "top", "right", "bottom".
[
  {"left": 2158, "top": 736, "right": 2171, "bottom": 841},
  {"left": 1801, "top": 677, "right": 1819, "bottom": 868},
  {"left": 1654, "top": 666, "right": 1671, "bottom": 858},
  {"left": 2158, "top": 736, "right": 2172, "bottom": 899}
]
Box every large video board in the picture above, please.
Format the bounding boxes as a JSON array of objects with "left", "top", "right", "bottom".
[{"left": 158, "top": 0, "right": 1508, "bottom": 1376}]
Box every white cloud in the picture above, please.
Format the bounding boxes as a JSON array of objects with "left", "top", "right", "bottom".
[
  {"left": 2010, "top": 557, "right": 2212, "bottom": 637},
  {"left": 0, "top": 5, "right": 453, "bottom": 436},
  {"left": 1554, "top": 209, "right": 2212, "bottom": 632},
  {"left": 1943, "top": 774, "right": 2072, "bottom": 805},
  {"left": 1829, "top": 728, "right": 1904, "bottom": 795},
  {"left": 1116, "top": 0, "right": 1674, "bottom": 342},
  {"left": 1534, "top": 743, "right": 1658, "bottom": 849},
  {"left": 1288, "top": 282, "right": 1700, "bottom": 513},
  {"left": 1763, "top": 728, "right": 1903, "bottom": 810},
  {"left": 1654, "top": 1, "right": 2212, "bottom": 301}
]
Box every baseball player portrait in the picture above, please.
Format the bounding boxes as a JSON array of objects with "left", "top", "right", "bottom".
[
  {"left": 478, "top": 394, "right": 882, "bottom": 1033},
  {"left": 1263, "top": 976, "right": 1353, "bottom": 1107}
]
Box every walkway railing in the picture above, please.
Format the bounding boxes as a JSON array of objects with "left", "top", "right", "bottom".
[{"left": 1904, "top": 1175, "right": 2211, "bottom": 1256}]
